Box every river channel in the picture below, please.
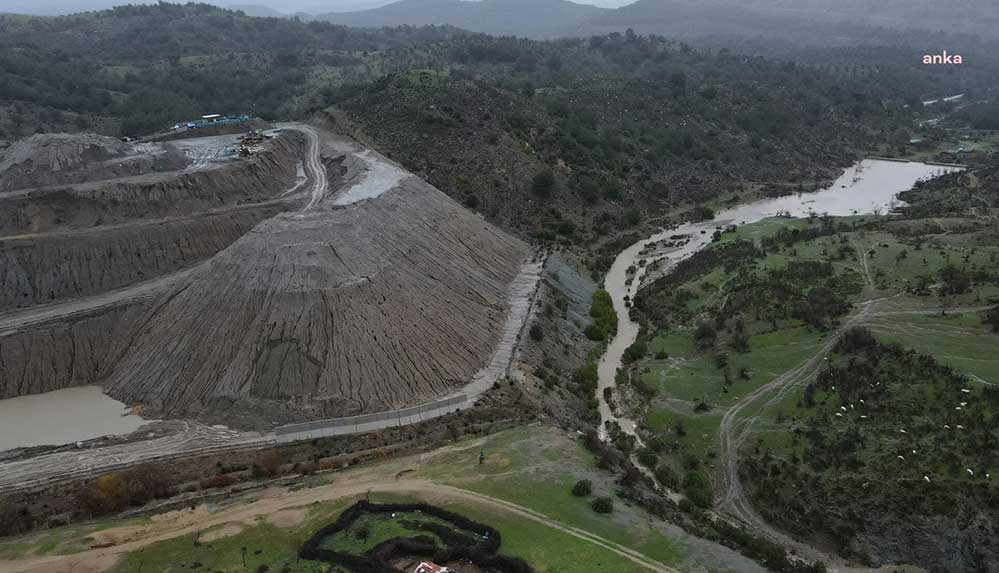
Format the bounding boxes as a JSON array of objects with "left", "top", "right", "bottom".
[{"left": 596, "top": 159, "right": 963, "bottom": 439}]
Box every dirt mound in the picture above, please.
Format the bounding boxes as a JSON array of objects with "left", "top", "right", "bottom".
[
  {"left": 102, "top": 176, "right": 530, "bottom": 421},
  {"left": 0, "top": 133, "right": 154, "bottom": 191},
  {"left": 0, "top": 134, "right": 302, "bottom": 237},
  {"left": 0, "top": 134, "right": 304, "bottom": 313},
  {"left": 0, "top": 133, "right": 129, "bottom": 173},
  {"left": 0, "top": 207, "right": 281, "bottom": 311}
]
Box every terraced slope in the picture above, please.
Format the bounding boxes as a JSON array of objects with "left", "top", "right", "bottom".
[
  {"left": 0, "top": 125, "right": 533, "bottom": 428},
  {"left": 102, "top": 164, "right": 530, "bottom": 420}
]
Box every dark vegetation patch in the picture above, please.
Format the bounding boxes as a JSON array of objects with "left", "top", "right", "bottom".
[
  {"left": 635, "top": 228, "right": 860, "bottom": 332},
  {"left": 299, "top": 501, "right": 532, "bottom": 573},
  {"left": 745, "top": 328, "right": 999, "bottom": 569}
]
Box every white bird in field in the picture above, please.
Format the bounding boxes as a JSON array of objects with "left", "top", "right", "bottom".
[
  {"left": 960, "top": 402, "right": 968, "bottom": 407},
  {"left": 956, "top": 407, "right": 962, "bottom": 411},
  {"left": 900, "top": 429, "right": 908, "bottom": 434},
  {"left": 924, "top": 476, "right": 931, "bottom": 483},
  {"left": 898, "top": 455, "right": 905, "bottom": 461},
  {"left": 961, "top": 389, "right": 971, "bottom": 394},
  {"left": 944, "top": 425, "right": 952, "bottom": 430},
  {"left": 860, "top": 415, "right": 868, "bottom": 419},
  {"left": 840, "top": 406, "right": 847, "bottom": 412},
  {"left": 957, "top": 425, "right": 965, "bottom": 430},
  {"left": 859, "top": 399, "right": 865, "bottom": 404},
  {"left": 835, "top": 413, "right": 843, "bottom": 417},
  {"left": 968, "top": 469, "right": 975, "bottom": 477}
]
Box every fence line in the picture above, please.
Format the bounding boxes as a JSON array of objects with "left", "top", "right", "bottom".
[{"left": 274, "top": 394, "right": 467, "bottom": 437}]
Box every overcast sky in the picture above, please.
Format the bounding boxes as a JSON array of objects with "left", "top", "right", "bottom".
[{"left": 0, "top": 0, "right": 637, "bottom": 16}]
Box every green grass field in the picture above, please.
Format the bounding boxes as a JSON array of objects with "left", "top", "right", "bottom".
[
  {"left": 0, "top": 517, "right": 152, "bottom": 562},
  {"left": 7, "top": 425, "right": 699, "bottom": 573},
  {"left": 412, "top": 426, "right": 685, "bottom": 567},
  {"left": 632, "top": 213, "right": 999, "bottom": 499}
]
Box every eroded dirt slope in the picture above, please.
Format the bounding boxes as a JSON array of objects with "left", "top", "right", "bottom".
[
  {"left": 0, "top": 125, "right": 533, "bottom": 429},
  {"left": 0, "top": 135, "right": 303, "bottom": 311},
  {"left": 102, "top": 174, "right": 530, "bottom": 421}
]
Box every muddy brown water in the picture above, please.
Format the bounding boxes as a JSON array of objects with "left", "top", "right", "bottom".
[
  {"left": 596, "top": 159, "right": 963, "bottom": 439},
  {"left": 0, "top": 385, "right": 150, "bottom": 452}
]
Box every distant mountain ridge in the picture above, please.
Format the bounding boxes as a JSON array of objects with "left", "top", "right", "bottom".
[
  {"left": 311, "top": 0, "right": 998, "bottom": 44},
  {"left": 581, "top": 0, "right": 999, "bottom": 43},
  {"left": 312, "top": 0, "right": 608, "bottom": 39},
  {"left": 226, "top": 4, "right": 285, "bottom": 17}
]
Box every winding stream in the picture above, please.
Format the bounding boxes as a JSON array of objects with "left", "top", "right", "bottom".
[{"left": 596, "top": 159, "right": 963, "bottom": 439}]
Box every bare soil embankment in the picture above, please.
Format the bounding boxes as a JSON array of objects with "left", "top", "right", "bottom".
[
  {"left": 0, "top": 125, "right": 533, "bottom": 430},
  {"left": 0, "top": 134, "right": 302, "bottom": 237},
  {"left": 0, "top": 130, "right": 304, "bottom": 402},
  {"left": 0, "top": 303, "right": 148, "bottom": 399},
  {"left": 0, "top": 135, "right": 304, "bottom": 311},
  {"left": 103, "top": 173, "right": 531, "bottom": 423}
]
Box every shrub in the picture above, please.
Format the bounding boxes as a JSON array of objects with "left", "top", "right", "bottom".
[
  {"left": 574, "top": 360, "right": 599, "bottom": 391},
  {"left": 571, "top": 479, "right": 592, "bottom": 497},
  {"left": 529, "top": 323, "right": 544, "bottom": 341},
  {"left": 622, "top": 339, "right": 647, "bottom": 363},
  {"left": 252, "top": 449, "right": 283, "bottom": 478},
  {"left": 591, "top": 496, "right": 614, "bottom": 514},
  {"left": 584, "top": 323, "right": 606, "bottom": 341},
  {"left": 654, "top": 465, "right": 680, "bottom": 490},
  {"left": 637, "top": 447, "right": 658, "bottom": 468},
  {"left": 694, "top": 322, "right": 717, "bottom": 349},
  {"left": 683, "top": 471, "right": 713, "bottom": 509},
  {"left": 532, "top": 169, "right": 557, "bottom": 198},
  {"left": 199, "top": 474, "right": 237, "bottom": 490}
]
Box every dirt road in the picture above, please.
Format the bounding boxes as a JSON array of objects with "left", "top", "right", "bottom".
[
  {"left": 274, "top": 123, "right": 327, "bottom": 211},
  {"left": 0, "top": 268, "right": 194, "bottom": 335},
  {"left": 5, "top": 478, "right": 678, "bottom": 573},
  {"left": 710, "top": 294, "right": 976, "bottom": 569}
]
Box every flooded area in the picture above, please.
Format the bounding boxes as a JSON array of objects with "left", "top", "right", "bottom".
[
  {"left": 597, "top": 159, "right": 963, "bottom": 438},
  {"left": 0, "top": 386, "right": 150, "bottom": 452}
]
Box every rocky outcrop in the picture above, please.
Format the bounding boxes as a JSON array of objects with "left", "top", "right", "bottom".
[{"left": 101, "top": 176, "right": 530, "bottom": 420}]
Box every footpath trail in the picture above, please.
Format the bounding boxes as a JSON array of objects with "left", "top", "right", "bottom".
[
  {"left": 712, "top": 294, "right": 989, "bottom": 570},
  {"left": 713, "top": 303, "right": 882, "bottom": 565},
  {"left": 5, "top": 479, "right": 678, "bottom": 573},
  {"left": 286, "top": 124, "right": 328, "bottom": 212}
]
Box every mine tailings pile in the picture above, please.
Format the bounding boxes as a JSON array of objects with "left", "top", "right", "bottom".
[
  {"left": 100, "top": 167, "right": 529, "bottom": 424},
  {"left": 0, "top": 127, "right": 533, "bottom": 437},
  {"left": 0, "top": 130, "right": 303, "bottom": 399}
]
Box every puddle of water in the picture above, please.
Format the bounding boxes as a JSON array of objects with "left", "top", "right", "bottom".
[
  {"left": 597, "top": 159, "right": 963, "bottom": 438},
  {"left": 0, "top": 386, "right": 150, "bottom": 452},
  {"left": 333, "top": 150, "right": 408, "bottom": 206}
]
